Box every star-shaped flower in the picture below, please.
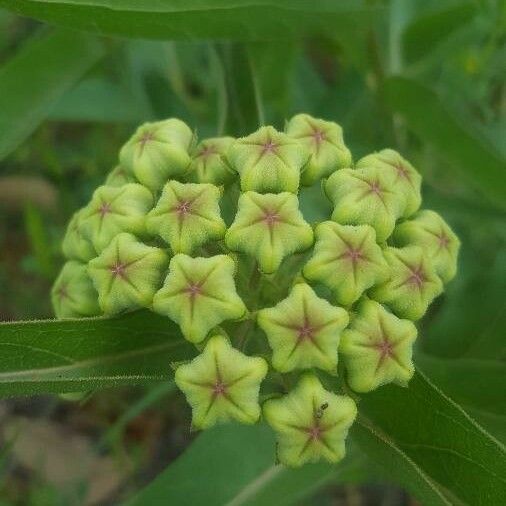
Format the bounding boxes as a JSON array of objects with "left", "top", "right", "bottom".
[
  {"left": 61, "top": 209, "right": 96, "bottom": 262},
  {"left": 152, "top": 254, "right": 246, "bottom": 343},
  {"left": 339, "top": 299, "right": 417, "bottom": 392},
  {"left": 119, "top": 118, "right": 194, "bottom": 191},
  {"left": 257, "top": 284, "right": 348, "bottom": 373},
  {"left": 189, "top": 136, "right": 236, "bottom": 185},
  {"left": 392, "top": 210, "right": 460, "bottom": 283},
  {"left": 226, "top": 126, "right": 308, "bottom": 193},
  {"left": 51, "top": 261, "right": 100, "bottom": 318},
  {"left": 303, "top": 222, "right": 388, "bottom": 306},
  {"left": 146, "top": 181, "right": 226, "bottom": 254},
  {"left": 356, "top": 149, "right": 422, "bottom": 217},
  {"left": 263, "top": 374, "right": 357, "bottom": 467},
  {"left": 285, "top": 113, "right": 352, "bottom": 185},
  {"left": 79, "top": 183, "right": 154, "bottom": 254},
  {"left": 225, "top": 192, "right": 313, "bottom": 274},
  {"left": 104, "top": 165, "right": 135, "bottom": 187},
  {"left": 88, "top": 233, "right": 168, "bottom": 314},
  {"left": 369, "top": 246, "right": 444, "bottom": 321},
  {"left": 175, "top": 335, "right": 268, "bottom": 429},
  {"left": 324, "top": 167, "right": 405, "bottom": 243}
]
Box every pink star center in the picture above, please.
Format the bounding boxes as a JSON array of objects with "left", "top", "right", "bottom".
[
  {"left": 297, "top": 323, "right": 314, "bottom": 342},
  {"left": 395, "top": 163, "right": 410, "bottom": 180},
  {"left": 376, "top": 339, "right": 394, "bottom": 359},
  {"left": 307, "top": 426, "right": 322, "bottom": 440},
  {"left": 369, "top": 181, "right": 382, "bottom": 195},
  {"left": 99, "top": 202, "right": 111, "bottom": 217},
  {"left": 213, "top": 381, "right": 227, "bottom": 396},
  {"left": 261, "top": 141, "right": 277, "bottom": 154},
  {"left": 344, "top": 248, "right": 363, "bottom": 264},
  {"left": 185, "top": 283, "right": 202, "bottom": 299},
  {"left": 176, "top": 201, "right": 191, "bottom": 215},
  {"left": 407, "top": 268, "right": 425, "bottom": 288},
  {"left": 263, "top": 211, "right": 279, "bottom": 227},
  {"left": 438, "top": 234, "right": 450, "bottom": 248},
  {"left": 110, "top": 263, "right": 126, "bottom": 278},
  {"left": 312, "top": 130, "right": 325, "bottom": 144},
  {"left": 200, "top": 145, "right": 216, "bottom": 159}
]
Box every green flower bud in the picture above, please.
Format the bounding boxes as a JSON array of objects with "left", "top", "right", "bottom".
[
  {"left": 263, "top": 374, "right": 357, "bottom": 467},
  {"left": 61, "top": 209, "right": 96, "bottom": 262},
  {"left": 356, "top": 149, "right": 422, "bottom": 217},
  {"left": 392, "top": 210, "right": 460, "bottom": 283},
  {"left": 285, "top": 113, "right": 352, "bottom": 186},
  {"left": 340, "top": 300, "right": 416, "bottom": 392},
  {"left": 303, "top": 222, "right": 388, "bottom": 306},
  {"left": 119, "top": 119, "right": 194, "bottom": 192},
  {"left": 226, "top": 126, "right": 307, "bottom": 193},
  {"left": 146, "top": 180, "right": 226, "bottom": 255},
  {"left": 225, "top": 192, "right": 313, "bottom": 274},
  {"left": 152, "top": 254, "right": 246, "bottom": 343},
  {"left": 175, "top": 335, "right": 268, "bottom": 429},
  {"left": 88, "top": 233, "right": 168, "bottom": 314},
  {"left": 257, "top": 284, "right": 348, "bottom": 373},
  {"left": 51, "top": 261, "right": 100, "bottom": 318},
  {"left": 369, "top": 246, "right": 443, "bottom": 321},
  {"left": 104, "top": 165, "right": 136, "bottom": 187},
  {"left": 324, "top": 167, "right": 404, "bottom": 242},
  {"left": 189, "top": 137, "right": 235, "bottom": 185},
  {"left": 79, "top": 183, "right": 154, "bottom": 254}
]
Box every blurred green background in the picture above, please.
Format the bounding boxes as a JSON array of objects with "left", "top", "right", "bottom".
[{"left": 0, "top": 0, "right": 504, "bottom": 504}]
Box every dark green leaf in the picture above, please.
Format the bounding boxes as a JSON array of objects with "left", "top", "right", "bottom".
[
  {"left": 383, "top": 76, "right": 506, "bottom": 209},
  {"left": 128, "top": 423, "right": 367, "bottom": 506},
  {"left": 353, "top": 370, "right": 506, "bottom": 506},
  {"left": 0, "top": 1, "right": 379, "bottom": 41},
  {"left": 403, "top": 2, "right": 476, "bottom": 63},
  {"left": 0, "top": 310, "right": 194, "bottom": 397},
  {"left": 0, "top": 27, "right": 105, "bottom": 160}
]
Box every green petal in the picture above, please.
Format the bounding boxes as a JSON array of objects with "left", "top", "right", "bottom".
[
  {"left": 88, "top": 233, "right": 168, "bottom": 314},
  {"left": 340, "top": 299, "right": 417, "bottom": 392},
  {"left": 175, "top": 335, "right": 268, "bottom": 429},
  {"left": 188, "top": 137, "right": 236, "bottom": 185},
  {"left": 263, "top": 374, "right": 357, "bottom": 467},
  {"left": 285, "top": 113, "right": 352, "bottom": 185},
  {"left": 356, "top": 149, "right": 422, "bottom": 217},
  {"left": 225, "top": 192, "right": 313, "bottom": 274},
  {"left": 79, "top": 183, "right": 154, "bottom": 253},
  {"left": 226, "top": 126, "right": 307, "bottom": 193},
  {"left": 146, "top": 180, "right": 226, "bottom": 254},
  {"left": 257, "top": 284, "right": 348, "bottom": 373},
  {"left": 369, "top": 246, "right": 444, "bottom": 320},
  {"left": 61, "top": 209, "right": 97, "bottom": 262},
  {"left": 119, "top": 118, "right": 194, "bottom": 191},
  {"left": 324, "top": 167, "right": 405, "bottom": 242},
  {"left": 303, "top": 222, "right": 388, "bottom": 306},
  {"left": 392, "top": 210, "right": 460, "bottom": 283},
  {"left": 152, "top": 254, "right": 246, "bottom": 343},
  {"left": 104, "top": 164, "right": 136, "bottom": 187},
  {"left": 51, "top": 261, "right": 101, "bottom": 318}
]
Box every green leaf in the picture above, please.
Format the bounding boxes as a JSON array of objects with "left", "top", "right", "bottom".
[
  {"left": 0, "top": 1, "right": 378, "bottom": 41},
  {"left": 0, "top": 310, "right": 194, "bottom": 397},
  {"left": 0, "top": 27, "right": 105, "bottom": 161},
  {"left": 128, "top": 423, "right": 367, "bottom": 506},
  {"left": 352, "top": 370, "right": 506, "bottom": 506},
  {"left": 383, "top": 76, "right": 506, "bottom": 209},
  {"left": 402, "top": 2, "right": 476, "bottom": 63},
  {"left": 417, "top": 354, "right": 506, "bottom": 444}
]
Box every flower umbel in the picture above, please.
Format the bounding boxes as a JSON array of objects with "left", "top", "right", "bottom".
[{"left": 53, "top": 113, "right": 460, "bottom": 468}]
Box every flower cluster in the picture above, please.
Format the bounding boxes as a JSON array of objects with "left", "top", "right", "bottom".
[{"left": 52, "top": 114, "right": 460, "bottom": 467}]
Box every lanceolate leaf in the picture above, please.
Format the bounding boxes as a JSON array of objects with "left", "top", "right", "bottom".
[
  {"left": 0, "top": 1, "right": 378, "bottom": 41},
  {"left": 0, "top": 27, "right": 105, "bottom": 160},
  {"left": 0, "top": 310, "right": 194, "bottom": 397},
  {"left": 383, "top": 77, "right": 506, "bottom": 209},
  {"left": 352, "top": 370, "right": 506, "bottom": 506},
  {"left": 128, "top": 423, "right": 367, "bottom": 506}
]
